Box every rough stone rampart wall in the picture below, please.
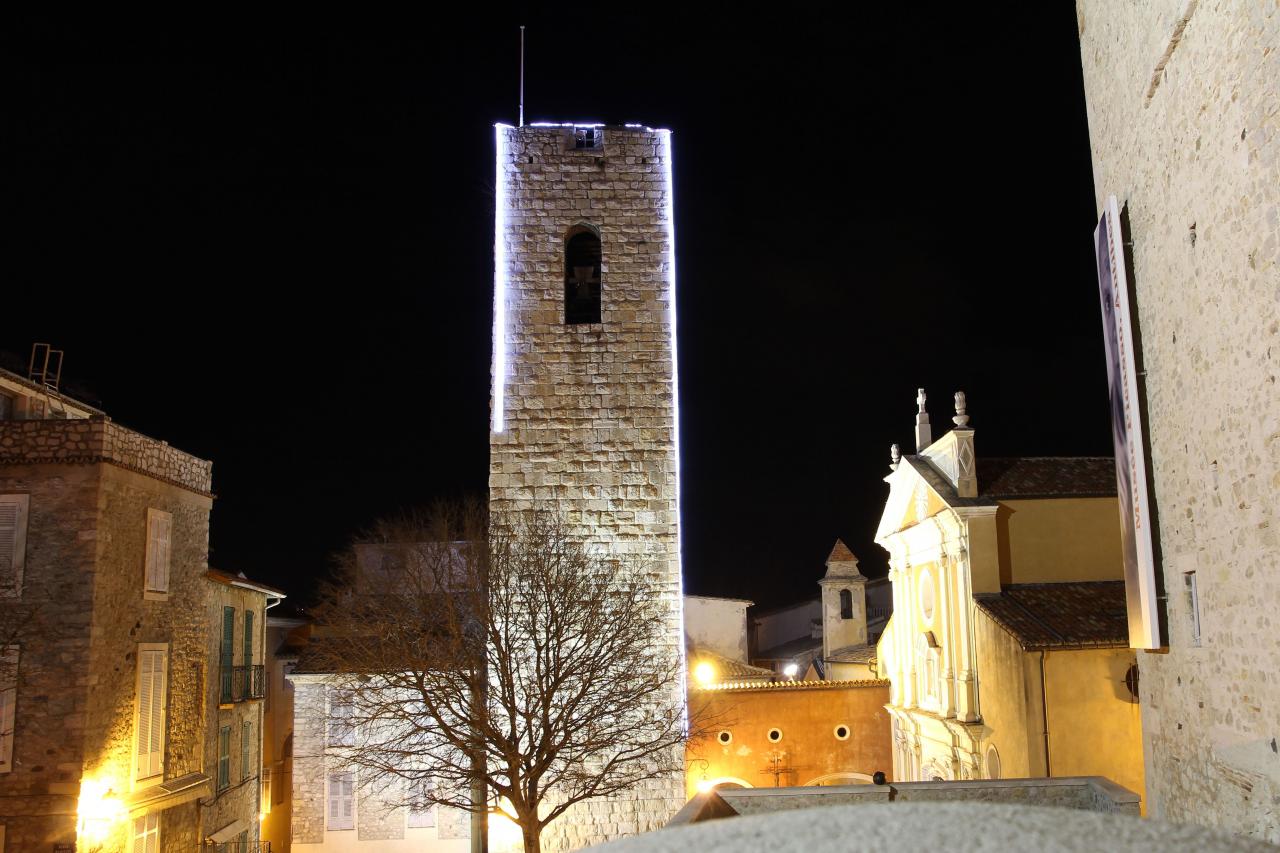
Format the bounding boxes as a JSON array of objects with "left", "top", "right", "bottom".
[
  {"left": 490, "top": 125, "right": 686, "bottom": 850},
  {"left": 1077, "top": 0, "right": 1280, "bottom": 841},
  {"left": 0, "top": 418, "right": 213, "bottom": 496}
]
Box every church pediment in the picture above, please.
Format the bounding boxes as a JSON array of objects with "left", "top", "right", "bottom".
[{"left": 874, "top": 459, "right": 952, "bottom": 544}]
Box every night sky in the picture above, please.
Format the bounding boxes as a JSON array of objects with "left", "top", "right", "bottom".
[{"left": 8, "top": 11, "right": 1112, "bottom": 608}]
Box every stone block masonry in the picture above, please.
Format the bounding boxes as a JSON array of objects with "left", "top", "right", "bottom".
[
  {"left": 1077, "top": 0, "right": 1280, "bottom": 843},
  {"left": 490, "top": 125, "right": 686, "bottom": 850}
]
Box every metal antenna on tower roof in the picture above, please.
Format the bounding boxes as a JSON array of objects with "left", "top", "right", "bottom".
[{"left": 518, "top": 26, "right": 526, "bottom": 127}]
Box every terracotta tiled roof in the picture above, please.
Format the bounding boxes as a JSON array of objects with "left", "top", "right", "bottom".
[
  {"left": 691, "top": 649, "right": 775, "bottom": 681},
  {"left": 977, "top": 457, "right": 1118, "bottom": 499},
  {"left": 695, "top": 679, "right": 889, "bottom": 693},
  {"left": 826, "top": 643, "right": 877, "bottom": 664},
  {"left": 975, "top": 581, "right": 1129, "bottom": 651},
  {"left": 827, "top": 539, "right": 856, "bottom": 563}
]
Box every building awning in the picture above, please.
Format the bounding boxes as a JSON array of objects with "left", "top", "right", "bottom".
[
  {"left": 127, "top": 772, "right": 210, "bottom": 816},
  {"left": 207, "top": 817, "right": 251, "bottom": 844}
]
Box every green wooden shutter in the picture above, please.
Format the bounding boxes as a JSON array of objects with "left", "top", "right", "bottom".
[{"left": 244, "top": 610, "right": 254, "bottom": 666}]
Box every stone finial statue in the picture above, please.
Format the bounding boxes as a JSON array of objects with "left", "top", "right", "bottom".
[
  {"left": 953, "top": 390, "right": 970, "bottom": 427},
  {"left": 890, "top": 443, "right": 901, "bottom": 471},
  {"left": 914, "top": 388, "right": 932, "bottom": 451}
]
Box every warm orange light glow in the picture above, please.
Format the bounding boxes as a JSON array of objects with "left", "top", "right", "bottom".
[
  {"left": 696, "top": 778, "right": 713, "bottom": 794},
  {"left": 76, "top": 777, "right": 128, "bottom": 844},
  {"left": 489, "top": 799, "right": 524, "bottom": 848},
  {"left": 693, "top": 661, "right": 715, "bottom": 686}
]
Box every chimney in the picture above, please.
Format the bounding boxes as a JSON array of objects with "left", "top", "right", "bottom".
[{"left": 914, "top": 388, "right": 932, "bottom": 452}]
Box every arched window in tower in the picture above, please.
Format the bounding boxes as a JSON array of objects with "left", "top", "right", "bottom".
[
  {"left": 565, "top": 225, "right": 602, "bottom": 325},
  {"left": 839, "top": 589, "right": 853, "bottom": 620}
]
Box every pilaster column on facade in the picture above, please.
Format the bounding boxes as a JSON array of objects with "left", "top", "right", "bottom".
[
  {"left": 936, "top": 548, "right": 957, "bottom": 720},
  {"left": 951, "top": 546, "right": 980, "bottom": 724},
  {"left": 900, "top": 562, "right": 917, "bottom": 711}
]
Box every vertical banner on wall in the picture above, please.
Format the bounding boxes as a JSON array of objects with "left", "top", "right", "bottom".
[{"left": 1095, "top": 194, "right": 1160, "bottom": 650}]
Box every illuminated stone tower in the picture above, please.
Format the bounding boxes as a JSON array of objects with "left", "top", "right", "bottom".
[{"left": 489, "top": 123, "right": 685, "bottom": 845}]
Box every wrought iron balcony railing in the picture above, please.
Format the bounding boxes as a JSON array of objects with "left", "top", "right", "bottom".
[
  {"left": 204, "top": 841, "right": 271, "bottom": 852},
  {"left": 220, "top": 664, "right": 265, "bottom": 703}
]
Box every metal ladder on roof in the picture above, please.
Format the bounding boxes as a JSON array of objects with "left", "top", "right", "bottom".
[{"left": 27, "top": 342, "right": 66, "bottom": 418}]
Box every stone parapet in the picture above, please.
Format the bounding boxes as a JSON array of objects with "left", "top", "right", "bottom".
[
  {"left": 0, "top": 416, "right": 212, "bottom": 495},
  {"left": 672, "top": 775, "right": 1141, "bottom": 824}
]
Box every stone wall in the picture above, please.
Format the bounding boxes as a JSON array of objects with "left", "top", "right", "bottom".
[
  {"left": 0, "top": 417, "right": 213, "bottom": 496},
  {"left": 1076, "top": 1, "right": 1280, "bottom": 842},
  {"left": 489, "top": 124, "right": 687, "bottom": 850},
  {"left": 290, "top": 679, "right": 327, "bottom": 844},
  {"left": 693, "top": 776, "right": 1141, "bottom": 820},
  {"left": 0, "top": 454, "right": 218, "bottom": 851}
]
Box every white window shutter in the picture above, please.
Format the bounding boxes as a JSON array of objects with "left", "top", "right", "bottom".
[
  {"left": 328, "top": 773, "right": 355, "bottom": 830},
  {"left": 144, "top": 509, "right": 172, "bottom": 594},
  {"left": 0, "top": 647, "right": 18, "bottom": 773},
  {"left": 135, "top": 647, "right": 167, "bottom": 780},
  {"left": 0, "top": 495, "right": 30, "bottom": 598},
  {"left": 158, "top": 513, "right": 171, "bottom": 592}
]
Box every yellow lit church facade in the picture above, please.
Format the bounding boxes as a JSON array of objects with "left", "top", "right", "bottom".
[{"left": 875, "top": 391, "right": 1144, "bottom": 803}]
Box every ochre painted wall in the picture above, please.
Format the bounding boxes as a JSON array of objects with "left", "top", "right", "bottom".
[
  {"left": 1046, "top": 649, "right": 1145, "bottom": 808},
  {"left": 1000, "top": 498, "right": 1123, "bottom": 585},
  {"left": 686, "top": 683, "right": 891, "bottom": 797},
  {"left": 973, "top": 610, "right": 1040, "bottom": 780}
]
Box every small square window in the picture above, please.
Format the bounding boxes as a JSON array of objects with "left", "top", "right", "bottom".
[{"left": 573, "top": 128, "right": 603, "bottom": 149}]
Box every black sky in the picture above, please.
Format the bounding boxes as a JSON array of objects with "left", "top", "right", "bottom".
[{"left": 7, "top": 11, "right": 1112, "bottom": 607}]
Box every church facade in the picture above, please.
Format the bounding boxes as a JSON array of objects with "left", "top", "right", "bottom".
[
  {"left": 489, "top": 123, "right": 685, "bottom": 848},
  {"left": 875, "top": 392, "right": 1145, "bottom": 801}
]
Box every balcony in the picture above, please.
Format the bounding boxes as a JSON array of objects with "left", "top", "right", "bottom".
[
  {"left": 219, "top": 664, "right": 265, "bottom": 703},
  {"left": 204, "top": 842, "right": 271, "bottom": 852}
]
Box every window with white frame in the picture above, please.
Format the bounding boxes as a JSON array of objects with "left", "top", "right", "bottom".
[
  {"left": 407, "top": 777, "right": 436, "bottom": 829},
  {"left": 328, "top": 772, "right": 355, "bottom": 830},
  {"left": 0, "top": 494, "right": 31, "bottom": 599},
  {"left": 132, "top": 812, "right": 160, "bottom": 853},
  {"left": 328, "top": 689, "right": 355, "bottom": 747},
  {"left": 134, "top": 644, "right": 168, "bottom": 783},
  {"left": 143, "top": 508, "right": 172, "bottom": 598},
  {"left": 0, "top": 646, "right": 18, "bottom": 773}
]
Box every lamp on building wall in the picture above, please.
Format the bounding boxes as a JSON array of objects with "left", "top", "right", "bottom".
[
  {"left": 76, "top": 777, "right": 127, "bottom": 845},
  {"left": 783, "top": 662, "right": 799, "bottom": 680},
  {"left": 693, "top": 661, "right": 715, "bottom": 687}
]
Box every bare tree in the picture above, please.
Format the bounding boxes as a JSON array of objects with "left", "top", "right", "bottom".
[{"left": 306, "top": 502, "right": 695, "bottom": 853}]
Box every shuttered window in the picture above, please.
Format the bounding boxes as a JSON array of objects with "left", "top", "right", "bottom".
[
  {"left": 0, "top": 495, "right": 30, "bottom": 598},
  {"left": 243, "top": 610, "right": 254, "bottom": 666},
  {"left": 134, "top": 645, "right": 168, "bottom": 782},
  {"left": 328, "top": 772, "right": 355, "bottom": 830},
  {"left": 220, "top": 607, "right": 235, "bottom": 703},
  {"left": 218, "top": 725, "right": 231, "bottom": 790},
  {"left": 143, "top": 509, "right": 172, "bottom": 596},
  {"left": 0, "top": 646, "right": 18, "bottom": 774},
  {"left": 242, "top": 720, "right": 253, "bottom": 781},
  {"left": 131, "top": 813, "right": 160, "bottom": 853},
  {"left": 407, "top": 778, "right": 436, "bottom": 828}
]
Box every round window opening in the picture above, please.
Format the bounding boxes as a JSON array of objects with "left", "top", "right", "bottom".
[
  {"left": 717, "top": 731, "right": 733, "bottom": 745},
  {"left": 919, "top": 570, "right": 936, "bottom": 623},
  {"left": 834, "top": 725, "right": 850, "bottom": 741},
  {"left": 767, "top": 728, "right": 783, "bottom": 743}
]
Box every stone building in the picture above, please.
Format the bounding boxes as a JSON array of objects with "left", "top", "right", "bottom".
[
  {"left": 0, "top": 364, "right": 281, "bottom": 851},
  {"left": 489, "top": 122, "right": 686, "bottom": 848},
  {"left": 874, "top": 392, "right": 1144, "bottom": 802},
  {"left": 1076, "top": 2, "right": 1280, "bottom": 841}
]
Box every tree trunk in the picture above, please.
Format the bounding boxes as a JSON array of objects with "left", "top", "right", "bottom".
[{"left": 520, "top": 821, "right": 542, "bottom": 853}]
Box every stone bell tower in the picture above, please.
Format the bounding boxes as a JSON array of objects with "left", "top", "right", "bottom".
[{"left": 489, "top": 123, "right": 685, "bottom": 845}]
